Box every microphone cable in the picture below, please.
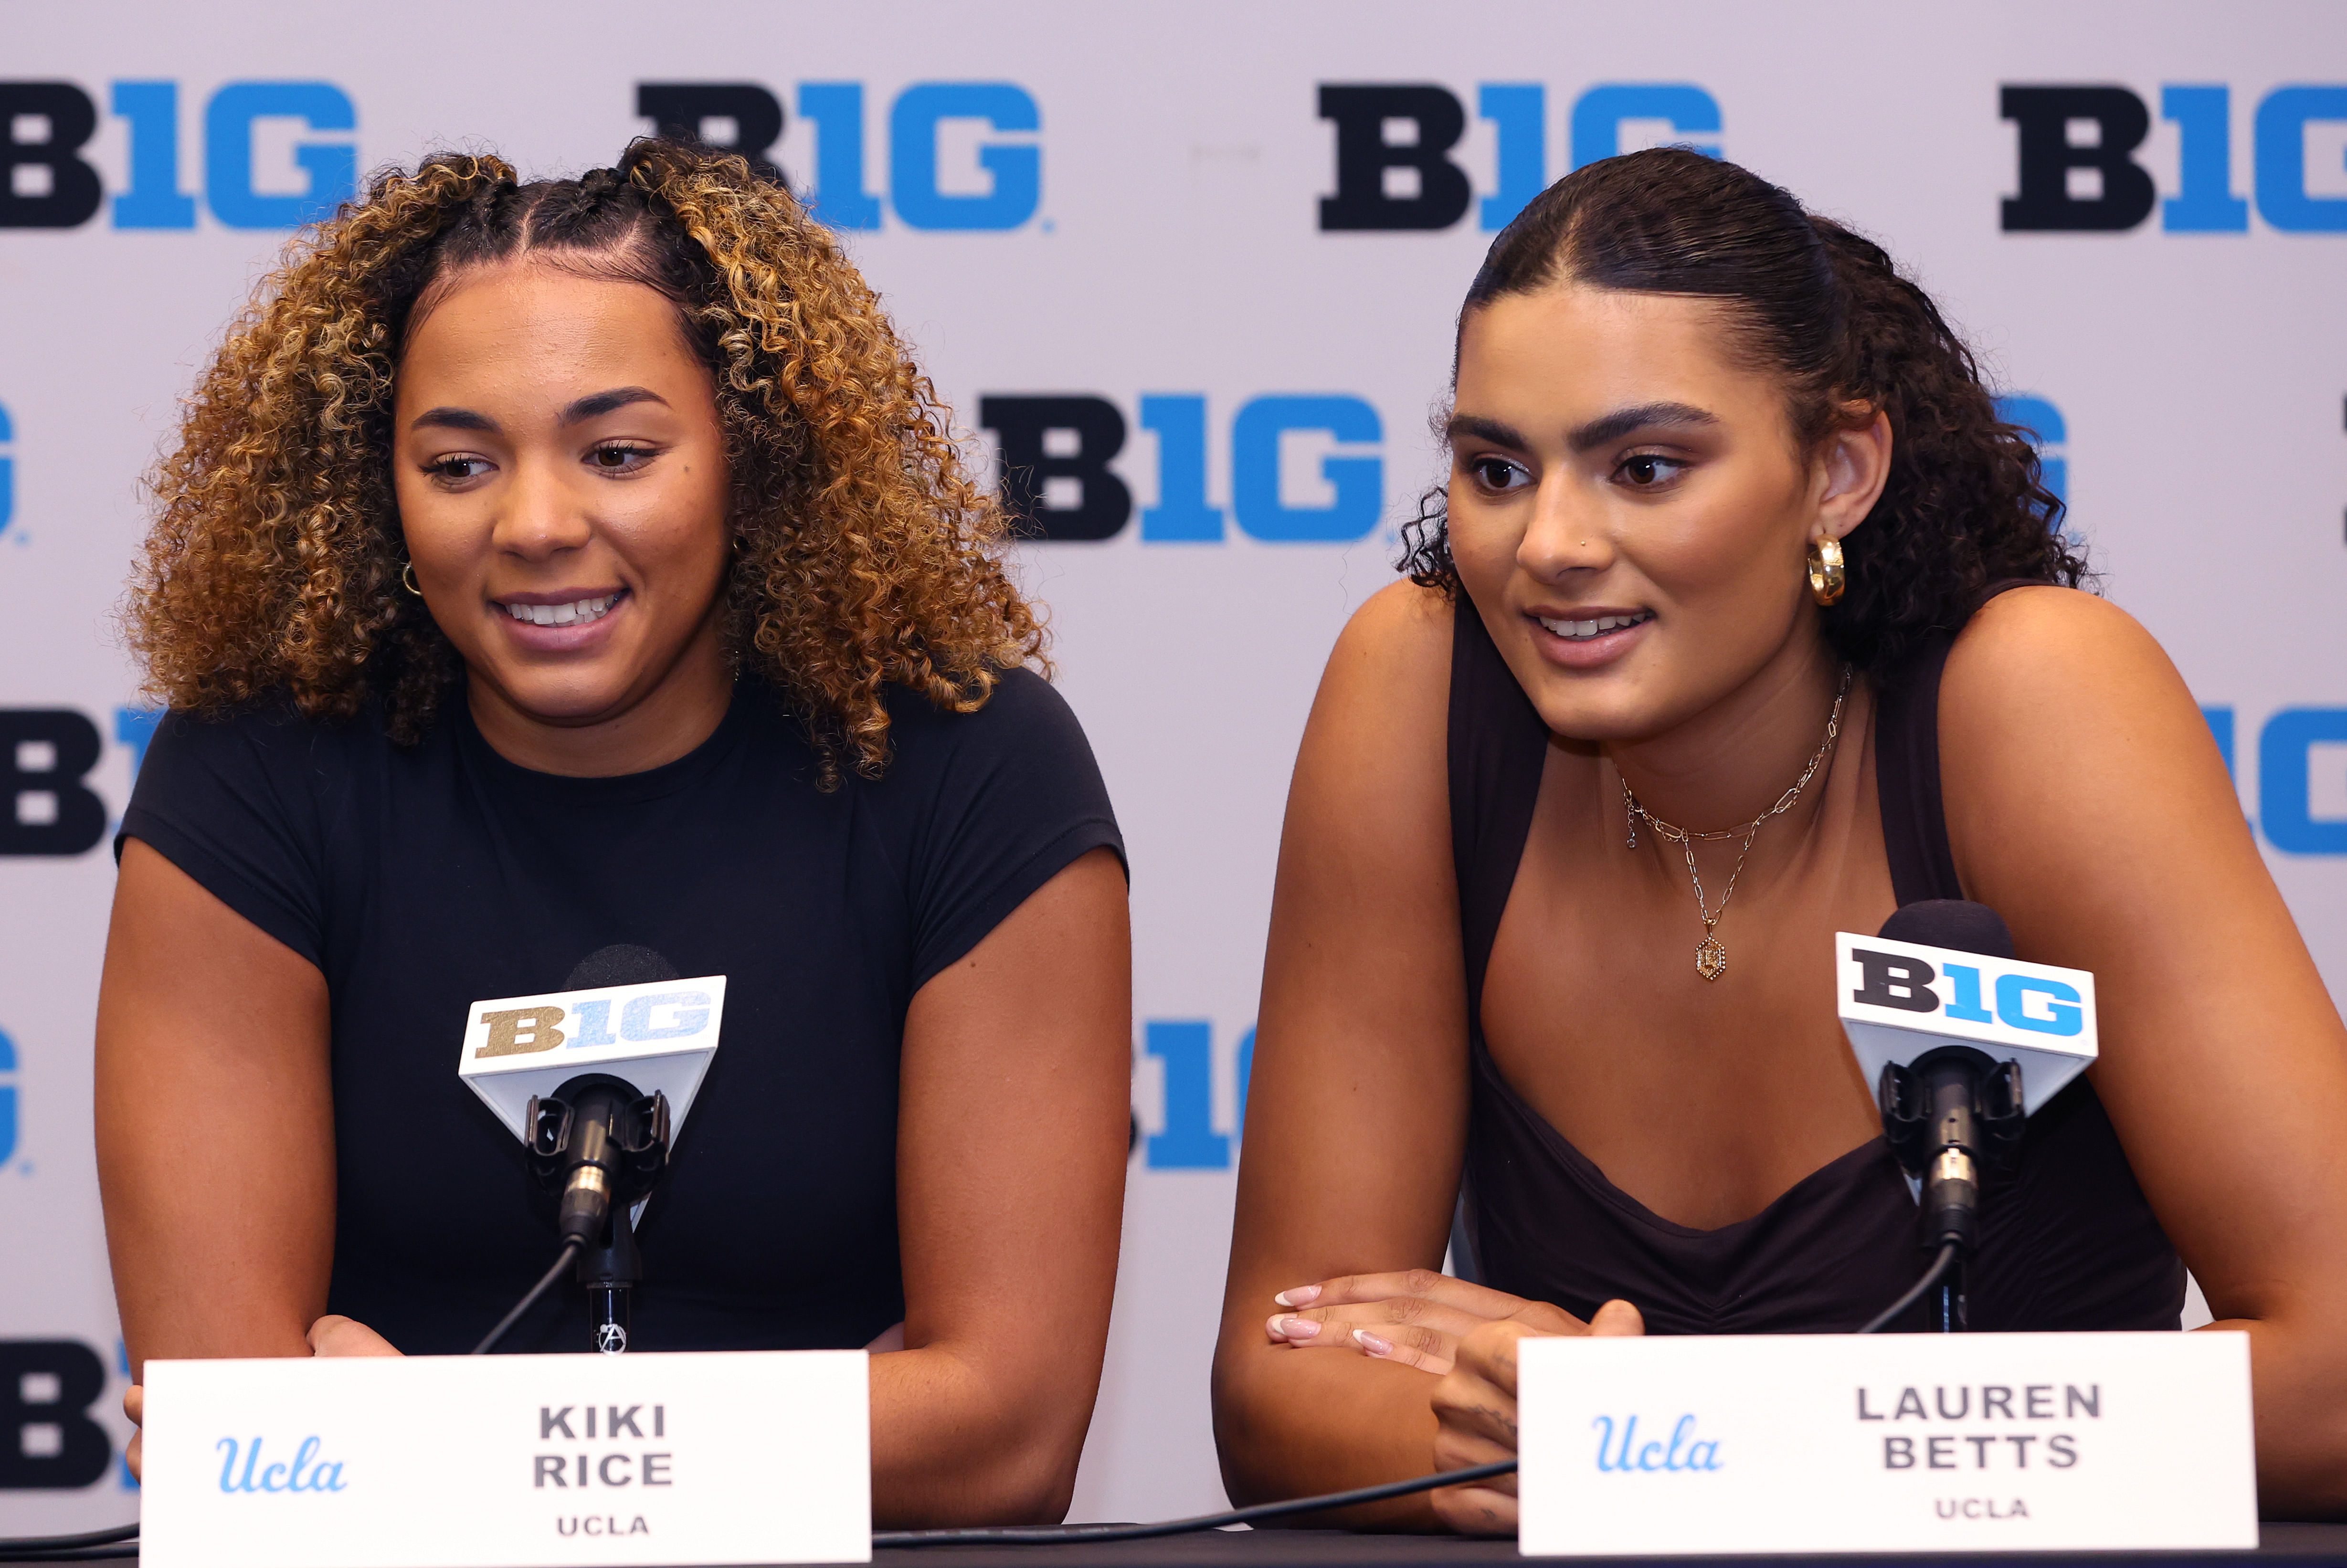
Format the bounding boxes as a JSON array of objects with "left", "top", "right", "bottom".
[
  {"left": 470, "top": 1236, "right": 586, "bottom": 1356},
  {"left": 4, "top": 1249, "right": 1957, "bottom": 1560},
  {"left": 872, "top": 1457, "right": 1521, "bottom": 1546},
  {"left": 1856, "top": 1242, "right": 1960, "bottom": 1336}
]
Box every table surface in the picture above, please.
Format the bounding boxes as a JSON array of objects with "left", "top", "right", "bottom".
[
  {"left": 11, "top": 1524, "right": 2347, "bottom": 1567},
  {"left": 866, "top": 1524, "right": 2347, "bottom": 1568}
]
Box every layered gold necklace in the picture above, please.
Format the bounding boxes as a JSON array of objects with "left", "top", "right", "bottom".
[{"left": 1618, "top": 666, "right": 1853, "bottom": 982}]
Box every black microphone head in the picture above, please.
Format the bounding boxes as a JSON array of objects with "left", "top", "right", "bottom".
[
  {"left": 562, "top": 944, "right": 681, "bottom": 989},
  {"left": 1878, "top": 899, "right": 2014, "bottom": 959}
]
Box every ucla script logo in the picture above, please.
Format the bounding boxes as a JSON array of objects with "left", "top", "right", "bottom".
[
  {"left": 215, "top": 1435, "right": 347, "bottom": 1494},
  {"left": 1592, "top": 1414, "right": 1723, "bottom": 1473}
]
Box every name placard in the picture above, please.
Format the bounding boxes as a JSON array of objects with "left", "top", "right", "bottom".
[
  {"left": 141, "top": 1350, "right": 869, "bottom": 1568},
  {"left": 1517, "top": 1332, "right": 2253, "bottom": 1556}
]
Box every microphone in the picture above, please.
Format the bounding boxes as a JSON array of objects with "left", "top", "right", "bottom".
[
  {"left": 1836, "top": 904, "right": 2098, "bottom": 1327},
  {"left": 457, "top": 949, "right": 728, "bottom": 1350}
]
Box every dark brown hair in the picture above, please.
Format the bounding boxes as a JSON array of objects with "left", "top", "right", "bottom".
[
  {"left": 1399, "top": 147, "right": 2086, "bottom": 673},
  {"left": 129, "top": 138, "right": 1041, "bottom": 785}
]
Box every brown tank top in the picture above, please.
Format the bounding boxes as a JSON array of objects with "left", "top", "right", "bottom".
[{"left": 1448, "top": 590, "right": 2186, "bottom": 1332}]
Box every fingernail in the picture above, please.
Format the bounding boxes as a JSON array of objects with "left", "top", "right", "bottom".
[
  {"left": 1272, "top": 1315, "right": 1321, "bottom": 1340},
  {"left": 1354, "top": 1329, "right": 1394, "bottom": 1356},
  {"left": 1274, "top": 1285, "right": 1322, "bottom": 1307}
]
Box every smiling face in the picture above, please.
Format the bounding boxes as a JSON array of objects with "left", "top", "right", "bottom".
[
  {"left": 392, "top": 257, "right": 732, "bottom": 766},
  {"left": 1445, "top": 283, "right": 1884, "bottom": 744}
]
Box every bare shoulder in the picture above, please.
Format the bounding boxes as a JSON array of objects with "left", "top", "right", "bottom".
[
  {"left": 1935, "top": 585, "right": 2242, "bottom": 921},
  {"left": 1323, "top": 579, "right": 1456, "bottom": 699},
  {"left": 1940, "top": 583, "right": 2178, "bottom": 705}
]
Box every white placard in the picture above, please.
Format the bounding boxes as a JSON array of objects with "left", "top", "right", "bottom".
[
  {"left": 140, "top": 1351, "right": 871, "bottom": 1568},
  {"left": 1518, "top": 1332, "right": 2254, "bottom": 1556}
]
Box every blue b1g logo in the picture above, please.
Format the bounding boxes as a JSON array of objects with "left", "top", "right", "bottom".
[
  {"left": 981, "top": 393, "right": 1385, "bottom": 544},
  {"left": 1317, "top": 81, "right": 1722, "bottom": 233},
  {"left": 0, "top": 80, "right": 356, "bottom": 231},
  {"left": 635, "top": 80, "right": 1041, "bottom": 231},
  {"left": 2001, "top": 82, "right": 2347, "bottom": 233}
]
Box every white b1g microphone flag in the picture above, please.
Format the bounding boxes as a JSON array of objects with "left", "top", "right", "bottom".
[
  {"left": 455, "top": 975, "right": 727, "bottom": 1141},
  {"left": 1835, "top": 933, "right": 2096, "bottom": 1111}
]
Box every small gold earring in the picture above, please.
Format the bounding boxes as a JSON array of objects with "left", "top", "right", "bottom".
[
  {"left": 400, "top": 561, "right": 423, "bottom": 598},
  {"left": 1806, "top": 536, "right": 1845, "bottom": 606}
]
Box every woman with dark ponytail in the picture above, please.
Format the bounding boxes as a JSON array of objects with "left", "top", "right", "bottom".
[
  {"left": 99, "top": 140, "right": 1130, "bottom": 1524},
  {"left": 1216, "top": 149, "right": 2347, "bottom": 1524}
]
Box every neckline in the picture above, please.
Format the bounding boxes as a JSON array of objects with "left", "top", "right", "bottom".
[
  {"left": 1471, "top": 1040, "right": 1897, "bottom": 1240},
  {"left": 456, "top": 678, "right": 757, "bottom": 805}
]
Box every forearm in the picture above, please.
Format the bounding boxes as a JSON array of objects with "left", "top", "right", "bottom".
[
  {"left": 868, "top": 1341, "right": 1096, "bottom": 1527},
  {"left": 2213, "top": 1315, "right": 2347, "bottom": 1519},
  {"left": 1212, "top": 1335, "right": 1446, "bottom": 1530}
]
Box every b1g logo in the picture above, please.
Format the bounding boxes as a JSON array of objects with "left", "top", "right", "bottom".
[
  {"left": 2001, "top": 83, "right": 2347, "bottom": 233},
  {"left": 1317, "top": 81, "right": 1722, "bottom": 233},
  {"left": 980, "top": 392, "right": 1384, "bottom": 544},
  {"left": 635, "top": 80, "right": 1040, "bottom": 231},
  {"left": 0, "top": 1341, "right": 112, "bottom": 1489},
  {"left": 0, "top": 80, "right": 355, "bottom": 231}
]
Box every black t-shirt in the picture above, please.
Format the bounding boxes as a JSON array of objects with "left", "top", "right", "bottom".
[{"left": 119, "top": 671, "right": 1123, "bottom": 1355}]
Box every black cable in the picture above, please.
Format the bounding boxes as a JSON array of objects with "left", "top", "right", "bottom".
[
  {"left": 471, "top": 1236, "right": 584, "bottom": 1356},
  {"left": 0, "top": 1545, "right": 138, "bottom": 1562},
  {"left": 1856, "top": 1242, "right": 1960, "bottom": 1335},
  {"left": 0, "top": 1524, "right": 140, "bottom": 1561},
  {"left": 873, "top": 1457, "right": 1521, "bottom": 1546}
]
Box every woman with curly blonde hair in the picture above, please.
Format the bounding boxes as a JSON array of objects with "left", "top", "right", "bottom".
[{"left": 96, "top": 139, "right": 1130, "bottom": 1525}]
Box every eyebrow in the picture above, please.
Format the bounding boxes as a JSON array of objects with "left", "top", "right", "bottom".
[
  {"left": 560, "top": 386, "right": 667, "bottom": 424},
  {"left": 410, "top": 406, "right": 498, "bottom": 433},
  {"left": 1565, "top": 401, "right": 1719, "bottom": 453},
  {"left": 406, "top": 387, "right": 669, "bottom": 434}
]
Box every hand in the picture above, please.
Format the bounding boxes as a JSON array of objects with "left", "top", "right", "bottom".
[
  {"left": 1428, "top": 1299, "right": 1646, "bottom": 1536},
  {"left": 1263, "top": 1269, "right": 1581, "bottom": 1376},
  {"left": 120, "top": 1317, "right": 400, "bottom": 1482},
  {"left": 306, "top": 1315, "right": 401, "bottom": 1357}
]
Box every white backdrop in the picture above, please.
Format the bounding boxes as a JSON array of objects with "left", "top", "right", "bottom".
[{"left": 2, "top": 0, "right": 2343, "bottom": 1532}]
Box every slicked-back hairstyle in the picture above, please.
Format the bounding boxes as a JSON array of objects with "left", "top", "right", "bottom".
[
  {"left": 1400, "top": 147, "right": 2086, "bottom": 673},
  {"left": 128, "top": 137, "right": 1042, "bottom": 785}
]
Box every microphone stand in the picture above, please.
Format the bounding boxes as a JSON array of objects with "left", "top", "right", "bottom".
[
  {"left": 580, "top": 1203, "right": 642, "bottom": 1355},
  {"left": 1879, "top": 1048, "right": 2024, "bottom": 1333}
]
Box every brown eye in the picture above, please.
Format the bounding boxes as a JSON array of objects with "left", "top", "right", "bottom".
[
  {"left": 428, "top": 456, "right": 490, "bottom": 482},
  {"left": 1470, "top": 456, "right": 1529, "bottom": 491},
  {"left": 1617, "top": 454, "right": 1688, "bottom": 487},
  {"left": 590, "top": 444, "right": 652, "bottom": 472}
]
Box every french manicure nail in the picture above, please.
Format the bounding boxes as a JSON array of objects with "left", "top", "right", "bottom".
[
  {"left": 1274, "top": 1285, "right": 1322, "bottom": 1307},
  {"left": 1354, "top": 1329, "right": 1394, "bottom": 1356}
]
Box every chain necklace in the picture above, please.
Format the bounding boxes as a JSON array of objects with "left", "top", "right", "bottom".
[{"left": 1618, "top": 666, "right": 1853, "bottom": 983}]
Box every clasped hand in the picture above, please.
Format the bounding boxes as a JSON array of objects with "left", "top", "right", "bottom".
[{"left": 1265, "top": 1271, "right": 1644, "bottom": 1534}]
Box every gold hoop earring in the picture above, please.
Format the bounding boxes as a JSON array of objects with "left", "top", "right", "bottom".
[
  {"left": 1806, "top": 536, "right": 1845, "bottom": 606},
  {"left": 400, "top": 561, "right": 423, "bottom": 598}
]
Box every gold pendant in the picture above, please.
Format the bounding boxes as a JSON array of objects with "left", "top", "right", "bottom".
[{"left": 1695, "top": 935, "right": 1728, "bottom": 981}]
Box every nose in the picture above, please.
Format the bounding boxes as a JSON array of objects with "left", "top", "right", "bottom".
[
  {"left": 1515, "top": 471, "right": 1614, "bottom": 583},
  {"left": 491, "top": 453, "right": 592, "bottom": 565}
]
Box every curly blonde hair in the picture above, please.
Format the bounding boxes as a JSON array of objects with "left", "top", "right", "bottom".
[{"left": 127, "top": 138, "right": 1044, "bottom": 783}]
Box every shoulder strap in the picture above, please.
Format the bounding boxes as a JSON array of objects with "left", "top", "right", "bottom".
[
  {"left": 1448, "top": 595, "right": 1553, "bottom": 1018},
  {"left": 1872, "top": 578, "right": 2042, "bottom": 905}
]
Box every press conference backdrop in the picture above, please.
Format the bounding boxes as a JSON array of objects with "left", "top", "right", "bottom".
[{"left": 2, "top": 0, "right": 2343, "bottom": 1532}]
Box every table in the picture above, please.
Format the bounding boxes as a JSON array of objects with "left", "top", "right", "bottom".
[
  {"left": 13, "top": 1524, "right": 2346, "bottom": 1566},
  {"left": 872, "top": 1524, "right": 2347, "bottom": 1568}
]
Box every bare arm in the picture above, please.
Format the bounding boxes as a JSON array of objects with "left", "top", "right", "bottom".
[
  {"left": 872, "top": 845, "right": 1131, "bottom": 1526},
  {"left": 97, "top": 838, "right": 336, "bottom": 1379},
  {"left": 1940, "top": 588, "right": 2347, "bottom": 1518},
  {"left": 1211, "top": 583, "right": 1479, "bottom": 1528}
]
